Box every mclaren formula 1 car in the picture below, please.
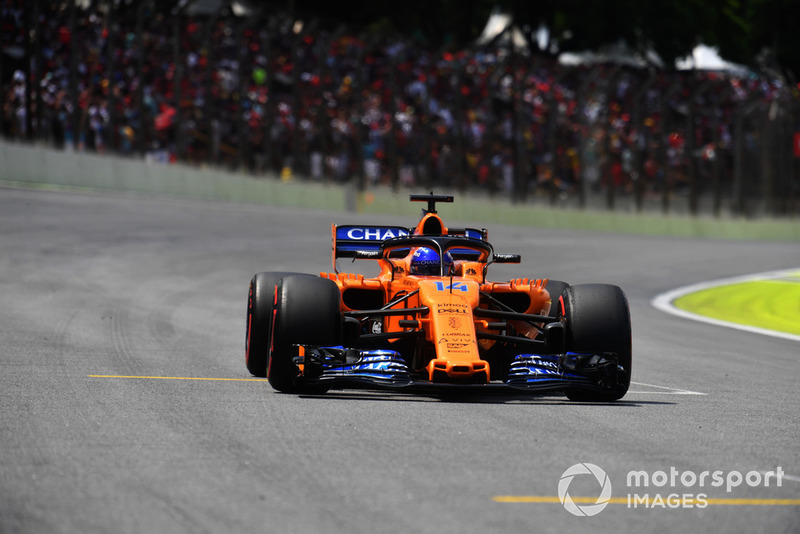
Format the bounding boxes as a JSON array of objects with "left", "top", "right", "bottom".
[{"left": 246, "top": 194, "right": 632, "bottom": 401}]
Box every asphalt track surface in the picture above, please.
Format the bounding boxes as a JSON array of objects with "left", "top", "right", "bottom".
[{"left": 1, "top": 186, "right": 798, "bottom": 534}]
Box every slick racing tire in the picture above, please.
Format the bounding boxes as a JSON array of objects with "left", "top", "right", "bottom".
[
  {"left": 561, "top": 284, "right": 632, "bottom": 402},
  {"left": 246, "top": 272, "right": 308, "bottom": 377},
  {"left": 269, "top": 275, "right": 341, "bottom": 393},
  {"left": 545, "top": 279, "right": 570, "bottom": 319}
]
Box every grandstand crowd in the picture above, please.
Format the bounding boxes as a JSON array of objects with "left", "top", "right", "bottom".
[{"left": 2, "top": 0, "right": 796, "bottom": 206}]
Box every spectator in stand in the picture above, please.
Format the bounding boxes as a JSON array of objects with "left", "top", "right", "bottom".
[{"left": 1, "top": 0, "right": 794, "bottom": 208}]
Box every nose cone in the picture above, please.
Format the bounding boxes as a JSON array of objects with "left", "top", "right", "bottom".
[{"left": 417, "top": 279, "right": 488, "bottom": 383}]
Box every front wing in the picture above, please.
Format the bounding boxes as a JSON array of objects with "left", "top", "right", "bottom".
[{"left": 294, "top": 347, "right": 624, "bottom": 396}]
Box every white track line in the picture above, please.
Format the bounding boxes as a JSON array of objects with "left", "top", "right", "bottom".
[
  {"left": 651, "top": 268, "right": 800, "bottom": 343},
  {"left": 759, "top": 471, "right": 800, "bottom": 484},
  {"left": 628, "top": 381, "right": 707, "bottom": 395}
]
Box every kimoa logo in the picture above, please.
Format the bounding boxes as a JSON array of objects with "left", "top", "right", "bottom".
[{"left": 558, "top": 463, "right": 612, "bottom": 517}]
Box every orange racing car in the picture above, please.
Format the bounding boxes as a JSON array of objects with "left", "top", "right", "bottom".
[{"left": 246, "top": 194, "right": 631, "bottom": 401}]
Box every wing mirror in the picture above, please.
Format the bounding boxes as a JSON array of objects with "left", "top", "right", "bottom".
[{"left": 492, "top": 254, "right": 521, "bottom": 264}]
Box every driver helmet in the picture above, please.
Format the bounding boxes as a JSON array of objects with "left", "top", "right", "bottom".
[{"left": 410, "top": 247, "right": 452, "bottom": 276}]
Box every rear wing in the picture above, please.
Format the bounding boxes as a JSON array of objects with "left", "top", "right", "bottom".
[
  {"left": 332, "top": 225, "right": 411, "bottom": 265},
  {"left": 331, "top": 224, "right": 488, "bottom": 272}
]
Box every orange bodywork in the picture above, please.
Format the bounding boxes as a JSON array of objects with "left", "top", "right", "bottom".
[{"left": 322, "top": 211, "right": 551, "bottom": 384}]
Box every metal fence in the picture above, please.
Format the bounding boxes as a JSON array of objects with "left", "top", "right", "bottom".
[{"left": 2, "top": 0, "right": 798, "bottom": 217}]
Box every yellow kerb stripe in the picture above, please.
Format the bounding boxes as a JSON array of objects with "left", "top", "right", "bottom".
[
  {"left": 492, "top": 496, "right": 800, "bottom": 506},
  {"left": 88, "top": 375, "right": 268, "bottom": 381}
]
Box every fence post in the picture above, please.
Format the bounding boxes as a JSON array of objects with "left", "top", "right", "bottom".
[
  {"left": 782, "top": 98, "right": 798, "bottom": 215},
  {"left": 135, "top": 1, "right": 146, "bottom": 155},
  {"left": 774, "top": 100, "right": 787, "bottom": 215},
  {"left": 236, "top": 16, "right": 248, "bottom": 171},
  {"left": 762, "top": 101, "right": 775, "bottom": 216},
  {"left": 732, "top": 100, "right": 760, "bottom": 216},
  {"left": 0, "top": 5, "right": 4, "bottom": 138},
  {"left": 202, "top": 7, "right": 220, "bottom": 165},
  {"left": 23, "top": 0, "right": 33, "bottom": 140},
  {"left": 172, "top": 3, "right": 183, "bottom": 161},
  {"left": 68, "top": 0, "right": 79, "bottom": 149},
  {"left": 482, "top": 58, "right": 497, "bottom": 196},
  {"left": 421, "top": 52, "right": 435, "bottom": 190},
  {"left": 711, "top": 85, "right": 728, "bottom": 217},
  {"left": 387, "top": 48, "right": 400, "bottom": 189},
  {"left": 510, "top": 46, "right": 526, "bottom": 203},
  {"left": 632, "top": 72, "right": 654, "bottom": 212},
  {"left": 355, "top": 34, "right": 368, "bottom": 190},
  {"left": 576, "top": 73, "right": 593, "bottom": 210},
  {"left": 261, "top": 16, "right": 274, "bottom": 174},
  {"left": 786, "top": 99, "right": 800, "bottom": 216},
  {"left": 603, "top": 67, "right": 623, "bottom": 211},
  {"left": 315, "top": 31, "right": 330, "bottom": 182},
  {"left": 290, "top": 20, "right": 301, "bottom": 176},
  {"left": 105, "top": 0, "right": 117, "bottom": 152},
  {"left": 687, "top": 78, "right": 711, "bottom": 216},
  {"left": 33, "top": 0, "right": 43, "bottom": 142},
  {"left": 546, "top": 66, "right": 559, "bottom": 205},
  {"left": 659, "top": 80, "right": 679, "bottom": 214}
]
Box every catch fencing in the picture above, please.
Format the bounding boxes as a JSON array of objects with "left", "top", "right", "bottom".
[{"left": 2, "top": 1, "right": 797, "bottom": 217}]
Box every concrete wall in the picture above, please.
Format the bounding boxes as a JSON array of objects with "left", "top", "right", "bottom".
[
  {"left": 2, "top": 140, "right": 798, "bottom": 242},
  {"left": 0, "top": 140, "right": 351, "bottom": 210}
]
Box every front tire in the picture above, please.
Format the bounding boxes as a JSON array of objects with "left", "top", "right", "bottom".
[
  {"left": 269, "top": 275, "right": 341, "bottom": 393},
  {"left": 245, "top": 271, "right": 307, "bottom": 377},
  {"left": 561, "top": 283, "right": 632, "bottom": 402}
]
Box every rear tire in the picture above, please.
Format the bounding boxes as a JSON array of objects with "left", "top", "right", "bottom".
[
  {"left": 561, "top": 284, "right": 631, "bottom": 402},
  {"left": 269, "top": 275, "right": 341, "bottom": 393},
  {"left": 245, "top": 272, "right": 307, "bottom": 377}
]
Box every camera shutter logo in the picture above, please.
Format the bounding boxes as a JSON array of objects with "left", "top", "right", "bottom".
[{"left": 558, "top": 463, "right": 612, "bottom": 517}]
